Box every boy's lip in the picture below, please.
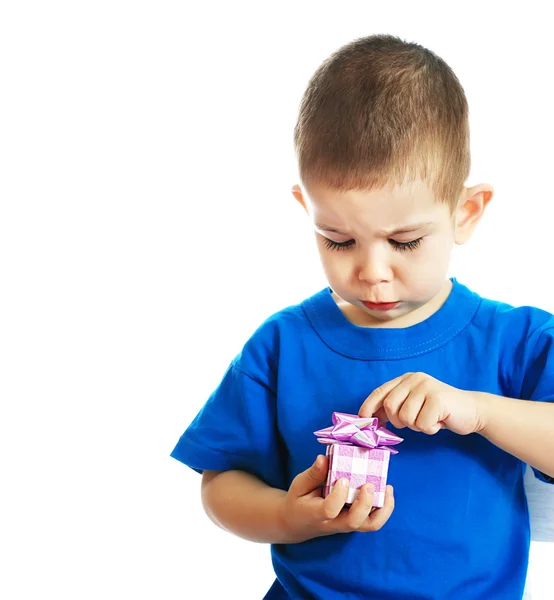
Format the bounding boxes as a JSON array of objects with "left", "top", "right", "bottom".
[{"left": 361, "top": 301, "right": 400, "bottom": 311}]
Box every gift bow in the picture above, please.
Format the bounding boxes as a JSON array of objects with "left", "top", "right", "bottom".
[{"left": 314, "top": 412, "right": 403, "bottom": 454}]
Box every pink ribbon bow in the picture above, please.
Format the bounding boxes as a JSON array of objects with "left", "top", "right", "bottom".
[{"left": 314, "top": 412, "right": 403, "bottom": 454}]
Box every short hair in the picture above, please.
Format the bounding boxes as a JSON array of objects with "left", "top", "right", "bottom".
[{"left": 293, "top": 34, "right": 470, "bottom": 206}]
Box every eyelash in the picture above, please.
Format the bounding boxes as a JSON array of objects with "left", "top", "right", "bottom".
[
  {"left": 323, "top": 238, "right": 423, "bottom": 252},
  {"left": 324, "top": 239, "right": 356, "bottom": 251},
  {"left": 390, "top": 238, "right": 422, "bottom": 252}
]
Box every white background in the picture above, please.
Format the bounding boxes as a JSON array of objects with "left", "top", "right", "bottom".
[{"left": 1, "top": 1, "right": 553, "bottom": 598}]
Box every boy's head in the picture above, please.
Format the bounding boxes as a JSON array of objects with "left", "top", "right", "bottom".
[{"left": 292, "top": 34, "right": 493, "bottom": 327}]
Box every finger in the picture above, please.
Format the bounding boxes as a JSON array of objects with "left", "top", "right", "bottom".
[
  {"left": 398, "top": 391, "right": 426, "bottom": 430},
  {"left": 381, "top": 382, "right": 413, "bottom": 429},
  {"left": 359, "top": 375, "right": 406, "bottom": 418},
  {"left": 415, "top": 397, "right": 444, "bottom": 435},
  {"left": 374, "top": 407, "right": 389, "bottom": 424},
  {"left": 290, "top": 454, "right": 329, "bottom": 498},
  {"left": 361, "top": 485, "right": 395, "bottom": 531},
  {"left": 319, "top": 477, "right": 350, "bottom": 520},
  {"left": 341, "top": 484, "right": 375, "bottom": 530}
]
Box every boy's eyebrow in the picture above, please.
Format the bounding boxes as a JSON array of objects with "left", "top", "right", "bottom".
[
  {"left": 383, "top": 222, "right": 434, "bottom": 235},
  {"left": 315, "top": 221, "right": 434, "bottom": 236},
  {"left": 315, "top": 223, "right": 350, "bottom": 235}
]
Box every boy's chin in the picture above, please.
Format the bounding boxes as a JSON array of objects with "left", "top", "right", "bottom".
[{"left": 356, "top": 300, "right": 433, "bottom": 327}]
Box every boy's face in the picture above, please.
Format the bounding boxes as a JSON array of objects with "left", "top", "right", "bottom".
[{"left": 293, "top": 179, "right": 492, "bottom": 328}]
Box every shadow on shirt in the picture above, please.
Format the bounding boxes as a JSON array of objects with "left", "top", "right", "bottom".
[{"left": 525, "top": 465, "right": 554, "bottom": 542}]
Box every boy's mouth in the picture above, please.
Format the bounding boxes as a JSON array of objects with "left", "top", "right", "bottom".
[{"left": 361, "top": 301, "right": 400, "bottom": 311}]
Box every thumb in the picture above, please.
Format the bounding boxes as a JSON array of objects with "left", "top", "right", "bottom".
[{"left": 290, "top": 454, "right": 328, "bottom": 498}]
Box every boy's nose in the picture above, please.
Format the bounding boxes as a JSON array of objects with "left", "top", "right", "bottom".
[{"left": 357, "top": 252, "right": 392, "bottom": 284}]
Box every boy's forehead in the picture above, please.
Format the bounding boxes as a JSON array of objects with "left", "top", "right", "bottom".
[
  {"left": 304, "top": 178, "right": 437, "bottom": 202},
  {"left": 303, "top": 179, "right": 443, "bottom": 228}
]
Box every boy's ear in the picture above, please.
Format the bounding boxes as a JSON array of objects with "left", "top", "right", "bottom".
[
  {"left": 292, "top": 184, "right": 309, "bottom": 213},
  {"left": 454, "top": 183, "right": 494, "bottom": 245}
]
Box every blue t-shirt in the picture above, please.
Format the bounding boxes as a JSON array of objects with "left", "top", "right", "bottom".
[{"left": 171, "top": 279, "right": 554, "bottom": 599}]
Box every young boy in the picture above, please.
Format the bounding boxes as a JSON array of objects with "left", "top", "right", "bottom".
[{"left": 171, "top": 34, "right": 554, "bottom": 599}]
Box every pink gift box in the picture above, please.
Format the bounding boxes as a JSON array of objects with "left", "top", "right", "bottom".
[
  {"left": 324, "top": 443, "right": 391, "bottom": 508},
  {"left": 314, "top": 412, "right": 403, "bottom": 509}
]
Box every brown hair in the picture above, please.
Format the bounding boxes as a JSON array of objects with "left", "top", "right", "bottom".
[{"left": 293, "top": 34, "right": 470, "bottom": 206}]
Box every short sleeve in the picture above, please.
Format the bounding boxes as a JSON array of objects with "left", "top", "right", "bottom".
[
  {"left": 170, "top": 360, "right": 287, "bottom": 490},
  {"left": 520, "top": 323, "right": 554, "bottom": 483}
]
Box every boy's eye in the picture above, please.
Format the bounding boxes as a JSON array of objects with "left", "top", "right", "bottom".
[
  {"left": 324, "top": 238, "right": 355, "bottom": 251},
  {"left": 324, "top": 237, "right": 423, "bottom": 252},
  {"left": 389, "top": 238, "right": 422, "bottom": 252}
]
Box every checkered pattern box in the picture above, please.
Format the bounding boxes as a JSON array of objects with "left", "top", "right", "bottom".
[{"left": 324, "top": 443, "right": 391, "bottom": 508}]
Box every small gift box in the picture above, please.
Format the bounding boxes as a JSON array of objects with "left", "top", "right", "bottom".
[{"left": 314, "top": 412, "right": 403, "bottom": 508}]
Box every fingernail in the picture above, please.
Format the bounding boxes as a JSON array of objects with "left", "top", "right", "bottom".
[{"left": 339, "top": 478, "right": 349, "bottom": 487}]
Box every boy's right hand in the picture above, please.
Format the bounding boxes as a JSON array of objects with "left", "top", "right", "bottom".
[{"left": 279, "top": 454, "right": 394, "bottom": 543}]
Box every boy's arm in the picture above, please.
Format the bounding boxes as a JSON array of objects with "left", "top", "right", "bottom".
[
  {"left": 201, "top": 469, "right": 289, "bottom": 543},
  {"left": 477, "top": 393, "right": 554, "bottom": 479},
  {"left": 201, "top": 456, "right": 395, "bottom": 545},
  {"left": 359, "top": 372, "right": 554, "bottom": 479}
]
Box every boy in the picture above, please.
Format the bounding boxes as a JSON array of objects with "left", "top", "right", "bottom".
[{"left": 171, "top": 35, "right": 554, "bottom": 598}]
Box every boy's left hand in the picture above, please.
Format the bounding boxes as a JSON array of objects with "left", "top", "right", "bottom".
[{"left": 359, "top": 372, "right": 485, "bottom": 436}]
